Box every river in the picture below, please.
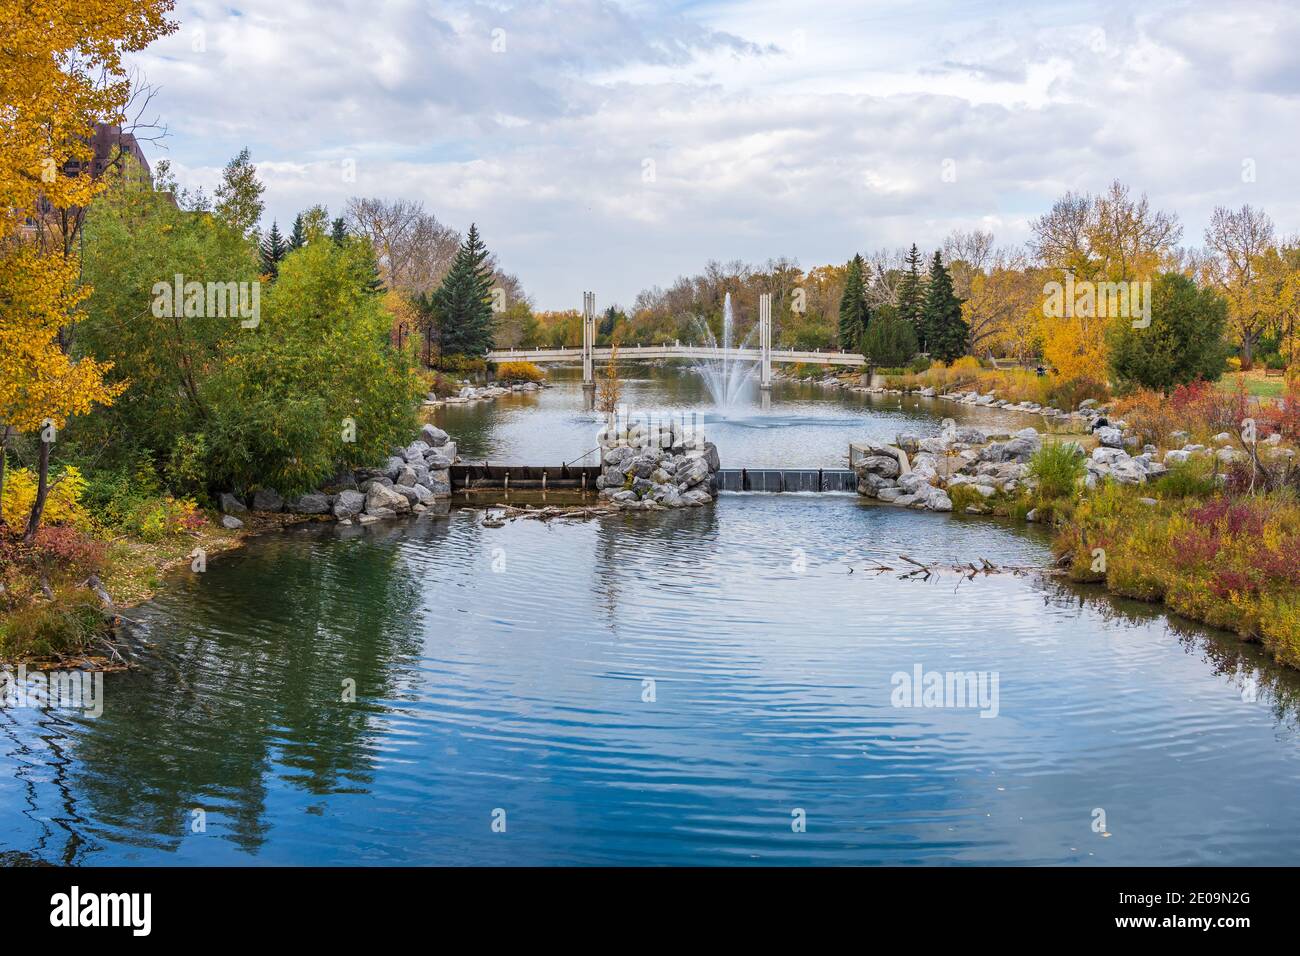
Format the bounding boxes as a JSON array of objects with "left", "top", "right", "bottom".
[{"left": 2, "top": 366, "right": 1299, "bottom": 865}]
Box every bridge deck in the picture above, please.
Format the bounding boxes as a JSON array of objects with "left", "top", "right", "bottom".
[{"left": 487, "top": 344, "right": 865, "bottom": 367}]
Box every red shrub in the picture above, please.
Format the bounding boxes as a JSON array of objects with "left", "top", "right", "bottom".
[
  {"left": 1170, "top": 528, "right": 1220, "bottom": 568},
  {"left": 22, "top": 526, "right": 106, "bottom": 577}
]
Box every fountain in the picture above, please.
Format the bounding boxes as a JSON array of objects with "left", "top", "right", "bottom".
[{"left": 692, "top": 292, "right": 760, "bottom": 407}]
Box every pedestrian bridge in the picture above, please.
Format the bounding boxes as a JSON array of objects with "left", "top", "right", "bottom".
[
  {"left": 486, "top": 344, "right": 865, "bottom": 367},
  {"left": 486, "top": 291, "right": 863, "bottom": 390}
]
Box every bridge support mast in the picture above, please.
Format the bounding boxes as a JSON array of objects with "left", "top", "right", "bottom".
[
  {"left": 759, "top": 293, "right": 772, "bottom": 390},
  {"left": 582, "top": 291, "right": 596, "bottom": 402}
]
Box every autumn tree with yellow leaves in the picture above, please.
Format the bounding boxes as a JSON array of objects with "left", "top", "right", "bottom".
[
  {"left": 0, "top": 0, "right": 176, "bottom": 540},
  {"left": 1030, "top": 181, "right": 1181, "bottom": 384}
]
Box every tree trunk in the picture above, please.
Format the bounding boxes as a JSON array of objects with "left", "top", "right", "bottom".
[
  {"left": 0, "top": 424, "right": 9, "bottom": 529},
  {"left": 22, "top": 435, "right": 52, "bottom": 544}
]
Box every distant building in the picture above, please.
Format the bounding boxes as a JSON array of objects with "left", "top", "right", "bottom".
[{"left": 25, "top": 123, "right": 161, "bottom": 234}]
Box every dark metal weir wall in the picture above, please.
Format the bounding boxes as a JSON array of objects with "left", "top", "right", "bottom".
[{"left": 715, "top": 469, "right": 856, "bottom": 493}]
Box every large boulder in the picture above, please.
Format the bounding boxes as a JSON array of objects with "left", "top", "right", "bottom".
[
  {"left": 332, "top": 489, "right": 366, "bottom": 519},
  {"left": 1095, "top": 426, "right": 1124, "bottom": 448},
  {"left": 382, "top": 456, "right": 407, "bottom": 481},
  {"left": 604, "top": 446, "right": 635, "bottom": 468},
  {"left": 424, "top": 450, "right": 454, "bottom": 470},
  {"left": 921, "top": 487, "right": 953, "bottom": 512},
  {"left": 395, "top": 465, "right": 419, "bottom": 488},
  {"left": 220, "top": 514, "right": 244, "bottom": 530},
  {"left": 426, "top": 469, "right": 451, "bottom": 497},
  {"left": 680, "top": 488, "right": 712, "bottom": 506},
  {"left": 675, "top": 457, "right": 711, "bottom": 489},
  {"left": 421, "top": 423, "right": 449, "bottom": 447},
  {"left": 393, "top": 484, "right": 421, "bottom": 507},
  {"left": 627, "top": 454, "right": 658, "bottom": 479},
  {"left": 287, "top": 492, "right": 330, "bottom": 515},
  {"left": 854, "top": 455, "right": 901, "bottom": 479},
  {"left": 365, "top": 482, "right": 411, "bottom": 515},
  {"left": 252, "top": 488, "right": 284, "bottom": 513},
  {"left": 218, "top": 493, "right": 247, "bottom": 515},
  {"left": 857, "top": 472, "right": 896, "bottom": 497}
]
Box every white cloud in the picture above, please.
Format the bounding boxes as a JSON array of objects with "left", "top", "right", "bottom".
[{"left": 132, "top": 0, "right": 1300, "bottom": 309}]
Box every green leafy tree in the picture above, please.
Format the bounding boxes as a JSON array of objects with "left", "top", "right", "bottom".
[
  {"left": 859, "top": 303, "right": 919, "bottom": 368},
  {"left": 213, "top": 148, "right": 265, "bottom": 240},
  {"left": 78, "top": 167, "right": 261, "bottom": 468},
  {"left": 920, "top": 251, "right": 969, "bottom": 363},
  {"left": 260, "top": 221, "right": 287, "bottom": 278},
  {"left": 429, "top": 223, "right": 495, "bottom": 360},
  {"left": 838, "top": 253, "right": 871, "bottom": 348},
  {"left": 897, "top": 243, "right": 925, "bottom": 335},
  {"left": 1107, "top": 272, "right": 1229, "bottom": 392},
  {"left": 203, "top": 239, "right": 420, "bottom": 492}
]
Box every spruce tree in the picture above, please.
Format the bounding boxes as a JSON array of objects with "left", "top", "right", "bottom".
[
  {"left": 896, "top": 243, "right": 924, "bottom": 342},
  {"left": 920, "top": 251, "right": 969, "bottom": 363},
  {"left": 330, "top": 217, "right": 347, "bottom": 246},
  {"left": 838, "top": 253, "right": 872, "bottom": 349},
  {"left": 260, "top": 221, "right": 287, "bottom": 278},
  {"left": 860, "top": 304, "right": 920, "bottom": 368},
  {"left": 430, "top": 223, "right": 496, "bottom": 359},
  {"left": 288, "top": 213, "right": 307, "bottom": 251}
]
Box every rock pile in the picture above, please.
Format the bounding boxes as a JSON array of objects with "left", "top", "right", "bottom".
[
  {"left": 854, "top": 421, "right": 1048, "bottom": 512},
  {"left": 595, "top": 420, "right": 721, "bottom": 510},
  {"left": 217, "top": 421, "right": 458, "bottom": 527},
  {"left": 425, "top": 380, "right": 545, "bottom": 407}
]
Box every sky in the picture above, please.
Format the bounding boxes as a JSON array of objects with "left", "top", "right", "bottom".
[{"left": 129, "top": 0, "right": 1300, "bottom": 310}]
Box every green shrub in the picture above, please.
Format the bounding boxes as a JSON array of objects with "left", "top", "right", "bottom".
[
  {"left": 1029, "top": 442, "right": 1086, "bottom": 500},
  {"left": 1154, "top": 457, "right": 1219, "bottom": 499}
]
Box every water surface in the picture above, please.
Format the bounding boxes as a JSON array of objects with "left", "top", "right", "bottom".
[{"left": 3, "top": 369, "right": 1299, "bottom": 866}]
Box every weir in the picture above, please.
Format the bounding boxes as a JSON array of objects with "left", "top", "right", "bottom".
[
  {"left": 714, "top": 468, "right": 856, "bottom": 493},
  {"left": 451, "top": 464, "right": 857, "bottom": 494}
]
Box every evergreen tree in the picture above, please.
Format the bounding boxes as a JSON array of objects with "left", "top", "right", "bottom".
[
  {"left": 599, "top": 305, "right": 618, "bottom": 339},
  {"left": 260, "top": 220, "right": 287, "bottom": 278},
  {"left": 920, "top": 251, "right": 969, "bottom": 363},
  {"left": 288, "top": 213, "right": 307, "bottom": 251},
  {"left": 330, "top": 217, "right": 347, "bottom": 246},
  {"left": 897, "top": 243, "right": 925, "bottom": 337},
  {"left": 1107, "top": 272, "right": 1228, "bottom": 392},
  {"left": 429, "top": 223, "right": 496, "bottom": 359},
  {"left": 860, "top": 304, "right": 920, "bottom": 368},
  {"left": 838, "top": 253, "right": 872, "bottom": 348}
]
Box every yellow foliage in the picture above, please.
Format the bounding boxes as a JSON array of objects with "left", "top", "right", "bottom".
[
  {"left": 1, "top": 465, "right": 87, "bottom": 528},
  {"left": 0, "top": 244, "right": 125, "bottom": 433},
  {"left": 495, "top": 361, "right": 545, "bottom": 383},
  {"left": 0, "top": 0, "right": 177, "bottom": 235},
  {"left": 1038, "top": 307, "right": 1110, "bottom": 384}
]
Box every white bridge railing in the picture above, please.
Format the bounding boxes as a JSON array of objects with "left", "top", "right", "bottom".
[
  {"left": 487, "top": 342, "right": 866, "bottom": 373},
  {"left": 487, "top": 293, "right": 864, "bottom": 388}
]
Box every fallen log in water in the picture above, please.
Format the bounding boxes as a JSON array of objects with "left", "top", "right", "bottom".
[
  {"left": 859, "top": 554, "right": 1064, "bottom": 584},
  {"left": 480, "top": 502, "right": 619, "bottom": 526}
]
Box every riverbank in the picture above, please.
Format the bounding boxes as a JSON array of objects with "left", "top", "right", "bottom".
[{"left": 856, "top": 377, "right": 1300, "bottom": 667}]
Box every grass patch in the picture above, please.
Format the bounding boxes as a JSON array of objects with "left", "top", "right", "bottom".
[
  {"left": 1028, "top": 443, "right": 1086, "bottom": 500},
  {"left": 0, "top": 589, "right": 107, "bottom": 660},
  {"left": 1217, "top": 371, "right": 1285, "bottom": 400}
]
